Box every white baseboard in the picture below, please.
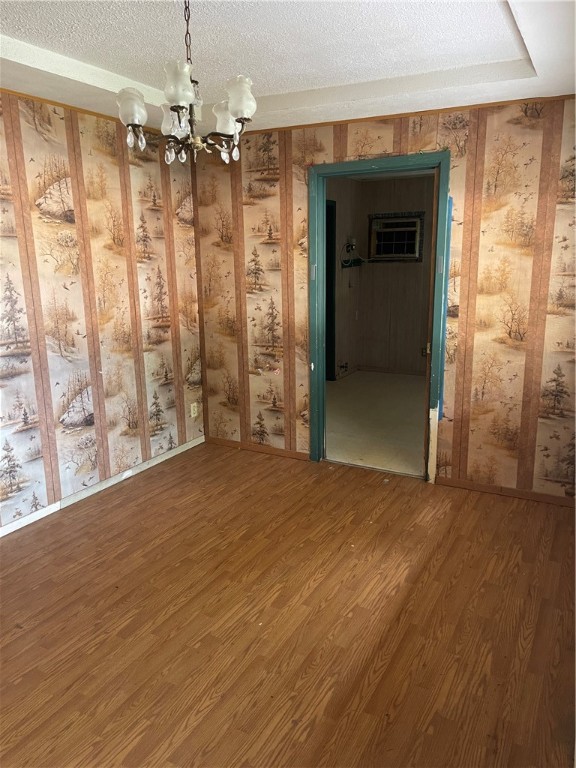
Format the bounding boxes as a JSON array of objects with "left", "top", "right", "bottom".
[{"left": 0, "top": 436, "right": 205, "bottom": 537}]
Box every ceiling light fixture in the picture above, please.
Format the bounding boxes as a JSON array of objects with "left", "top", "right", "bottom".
[{"left": 116, "top": 0, "right": 257, "bottom": 165}]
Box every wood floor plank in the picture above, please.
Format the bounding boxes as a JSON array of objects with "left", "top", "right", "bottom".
[{"left": 0, "top": 443, "right": 573, "bottom": 768}]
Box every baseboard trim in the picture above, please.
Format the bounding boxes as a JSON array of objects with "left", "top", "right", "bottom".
[
  {"left": 205, "top": 436, "right": 309, "bottom": 461},
  {"left": 435, "top": 476, "right": 573, "bottom": 507},
  {"left": 0, "top": 436, "right": 206, "bottom": 537}
]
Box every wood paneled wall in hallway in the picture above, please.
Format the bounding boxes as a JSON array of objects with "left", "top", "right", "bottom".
[
  {"left": 0, "top": 93, "right": 204, "bottom": 527},
  {"left": 196, "top": 99, "right": 575, "bottom": 501}
]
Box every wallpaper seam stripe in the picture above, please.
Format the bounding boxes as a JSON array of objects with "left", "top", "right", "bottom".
[
  {"left": 278, "top": 131, "right": 294, "bottom": 451},
  {"left": 116, "top": 124, "right": 152, "bottom": 461},
  {"left": 450, "top": 109, "right": 482, "bottom": 479},
  {"left": 66, "top": 111, "right": 110, "bottom": 480},
  {"left": 159, "top": 159, "right": 187, "bottom": 446},
  {"left": 517, "top": 100, "right": 566, "bottom": 489},
  {"left": 4, "top": 94, "right": 61, "bottom": 503},
  {"left": 399, "top": 118, "right": 410, "bottom": 155},
  {"left": 392, "top": 118, "right": 402, "bottom": 155},
  {"left": 231, "top": 158, "right": 250, "bottom": 444},
  {"left": 189, "top": 162, "right": 210, "bottom": 440},
  {"left": 340, "top": 125, "right": 348, "bottom": 164},
  {"left": 284, "top": 131, "right": 297, "bottom": 452}
]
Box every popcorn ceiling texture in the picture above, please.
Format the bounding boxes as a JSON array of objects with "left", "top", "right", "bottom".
[{"left": 1, "top": 1, "right": 526, "bottom": 100}]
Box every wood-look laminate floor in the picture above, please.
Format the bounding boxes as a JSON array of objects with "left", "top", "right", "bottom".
[{"left": 0, "top": 443, "right": 573, "bottom": 768}]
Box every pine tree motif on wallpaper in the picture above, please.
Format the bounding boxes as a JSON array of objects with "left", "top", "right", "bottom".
[
  {"left": 241, "top": 131, "right": 286, "bottom": 449},
  {"left": 195, "top": 151, "right": 241, "bottom": 442},
  {"left": 533, "top": 99, "right": 575, "bottom": 496},
  {"left": 15, "top": 101, "right": 102, "bottom": 501},
  {"left": 1, "top": 90, "right": 574, "bottom": 528},
  {"left": 0, "top": 93, "right": 204, "bottom": 527}
]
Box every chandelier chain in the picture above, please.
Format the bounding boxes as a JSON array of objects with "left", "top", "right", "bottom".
[
  {"left": 183, "top": 0, "right": 192, "bottom": 64},
  {"left": 116, "top": 0, "right": 255, "bottom": 164}
]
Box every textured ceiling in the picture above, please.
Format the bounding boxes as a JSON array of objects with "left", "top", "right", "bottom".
[{"left": 0, "top": 1, "right": 574, "bottom": 130}]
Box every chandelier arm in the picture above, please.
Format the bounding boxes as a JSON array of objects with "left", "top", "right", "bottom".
[{"left": 203, "top": 118, "right": 250, "bottom": 146}]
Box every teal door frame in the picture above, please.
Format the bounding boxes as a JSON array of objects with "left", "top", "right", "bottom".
[{"left": 308, "top": 151, "right": 451, "bottom": 462}]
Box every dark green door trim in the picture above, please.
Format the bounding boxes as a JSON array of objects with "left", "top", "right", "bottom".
[{"left": 308, "top": 152, "right": 451, "bottom": 462}]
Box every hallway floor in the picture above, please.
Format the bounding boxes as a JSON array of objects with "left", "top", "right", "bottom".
[{"left": 326, "top": 370, "right": 427, "bottom": 476}]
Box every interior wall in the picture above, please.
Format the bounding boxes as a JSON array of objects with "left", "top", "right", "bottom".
[
  {"left": 1, "top": 91, "right": 573, "bottom": 521},
  {"left": 196, "top": 99, "right": 575, "bottom": 501},
  {"left": 356, "top": 175, "right": 435, "bottom": 375},
  {"left": 0, "top": 93, "right": 204, "bottom": 529}
]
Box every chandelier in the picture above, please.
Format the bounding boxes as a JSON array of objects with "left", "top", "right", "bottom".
[{"left": 116, "top": 0, "right": 257, "bottom": 164}]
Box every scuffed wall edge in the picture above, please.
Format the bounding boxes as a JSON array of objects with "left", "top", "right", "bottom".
[{"left": 0, "top": 435, "right": 205, "bottom": 537}]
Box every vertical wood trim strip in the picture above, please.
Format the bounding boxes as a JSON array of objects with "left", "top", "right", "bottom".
[
  {"left": 230, "top": 157, "right": 250, "bottom": 444},
  {"left": 284, "top": 131, "right": 297, "bottom": 451},
  {"left": 189, "top": 161, "right": 210, "bottom": 436},
  {"left": 340, "top": 124, "right": 348, "bottom": 161},
  {"left": 450, "top": 108, "right": 483, "bottom": 479},
  {"left": 400, "top": 117, "right": 411, "bottom": 155},
  {"left": 159, "top": 159, "right": 186, "bottom": 445},
  {"left": 333, "top": 125, "right": 343, "bottom": 163},
  {"left": 4, "top": 94, "right": 60, "bottom": 503},
  {"left": 278, "top": 131, "right": 294, "bottom": 450},
  {"left": 66, "top": 112, "right": 110, "bottom": 480},
  {"left": 116, "top": 126, "right": 151, "bottom": 460},
  {"left": 517, "top": 100, "right": 565, "bottom": 489},
  {"left": 392, "top": 118, "right": 402, "bottom": 155}
]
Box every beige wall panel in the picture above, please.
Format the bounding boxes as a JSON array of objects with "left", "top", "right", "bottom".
[
  {"left": 0, "top": 101, "right": 51, "bottom": 523},
  {"left": 16, "top": 99, "right": 102, "bottom": 499},
  {"left": 240, "top": 132, "right": 286, "bottom": 449},
  {"left": 168, "top": 161, "right": 204, "bottom": 443},
  {"left": 532, "top": 99, "right": 575, "bottom": 498},
  {"left": 75, "top": 113, "right": 144, "bottom": 476},
  {"left": 195, "top": 152, "right": 241, "bottom": 441},
  {"left": 466, "top": 103, "right": 545, "bottom": 488}
]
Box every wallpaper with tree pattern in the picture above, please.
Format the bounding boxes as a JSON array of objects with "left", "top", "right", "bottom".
[
  {"left": 196, "top": 98, "right": 574, "bottom": 500},
  {"left": 1, "top": 92, "right": 573, "bottom": 526},
  {"left": 0, "top": 93, "right": 203, "bottom": 526}
]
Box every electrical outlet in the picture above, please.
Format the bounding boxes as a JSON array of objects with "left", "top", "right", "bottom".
[{"left": 191, "top": 402, "right": 198, "bottom": 418}]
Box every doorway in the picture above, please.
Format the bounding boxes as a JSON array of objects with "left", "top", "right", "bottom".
[{"left": 308, "top": 153, "right": 451, "bottom": 480}]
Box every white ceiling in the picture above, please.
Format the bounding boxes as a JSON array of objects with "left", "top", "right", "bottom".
[{"left": 0, "top": 1, "right": 574, "bottom": 132}]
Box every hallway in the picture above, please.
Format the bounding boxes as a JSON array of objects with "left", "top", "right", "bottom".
[{"left": 326, "top": 371, "right": 427, "bottom": 475}]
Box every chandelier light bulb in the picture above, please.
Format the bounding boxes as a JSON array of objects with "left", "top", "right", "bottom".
[
  {"left": 212, "top": 101, "right": 237, "bottom": 136},
  {"left": 226, "top": 76, "right": 257, "bottom": 120},
  {"left": 164, "top": 61, "right": 196, "bottom": 106}
]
